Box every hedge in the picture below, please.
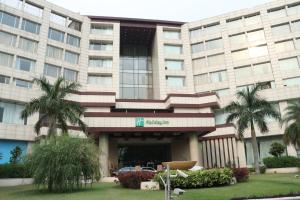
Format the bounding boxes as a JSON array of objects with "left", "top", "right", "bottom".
[
  {"left": 154, "top": 168, "right": 233, "bottom": 189},
  {"left": 118, "top": 171, "right": 155, "bottom": 189},
  {"left": 0, "top": 164, "right": 31, "bottom": 178},
  {"left": 263, "top": 156, "right": 300, "bottom": 168}
]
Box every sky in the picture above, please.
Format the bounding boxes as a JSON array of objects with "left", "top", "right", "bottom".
[{"left": 47, "top": 0, "right": 271, "bottom": 22}]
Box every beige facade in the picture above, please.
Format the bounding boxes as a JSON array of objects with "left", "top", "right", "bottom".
[{"left": 0, "top": 0, "right": 300, "bottom": 175}]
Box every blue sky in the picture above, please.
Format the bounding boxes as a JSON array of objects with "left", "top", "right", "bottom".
[{"left": 48, "top": 0, "right": 270, "bottom": 22}]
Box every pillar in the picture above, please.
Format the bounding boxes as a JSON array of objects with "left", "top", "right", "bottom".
[
  {"left": 287, "top": 144, "right": 297, "bottom": 157},
  {"left": 99, "top": 134, "right": 109, "bottom": 177},
  {"left": 189, "top": 133, "right": 200, "bottom": 164},
  {"left": 236, "top": 140, "right": 247, "bottom": 167}
]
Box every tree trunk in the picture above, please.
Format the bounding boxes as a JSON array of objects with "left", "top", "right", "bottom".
[
  {"left": 250, "top": 120, "right": 260, "bottom": 174},
  {"left": 48, "top": 116, "right": 57, "bottom": 137}
]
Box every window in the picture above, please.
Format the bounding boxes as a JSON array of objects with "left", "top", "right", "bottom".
[
  {"left": 191, "top": 42, "right": 204, "bottom": 53},
  {"left": 206, "top": 38, "right": 223, "bottom": 50},
  {"left": 46, "top": 45, "right": 63, "bottom": 59},
  {"left": 66, "top": 34, "right": 80, "bottom": 47},
  {"left": 192, "top": 57, "right": 206, "bottom": 70},
  {"left": 291, "top": 20, "right": 300, "bottom": 32},
  {"left": 43, "top": 64, "right": 61, "bottom": 78},
  {"left": 0, "top": 0, "right": 22, "bottom": 9},
  {"left": 165, "top": 60, "right": 183, "bottom": 70},
  {"left": 253, "top": 62, "right": 272, "bottom": 75},
  {"left": 249, "top": 45, "right": 268, "bottom": 58},
  {"left": 64, "top": 51, "right": 79, "bottom": 64},
  {"left": 16, "top": 57, "right": 35, "bottom": 72},
  {"left": 67, "top": 18, "right": 81, "bottom": 31},
  {"left": 271, "top": 23, "right": 291, "bottom": 36},
  {"left": 232, "top": 49, "right": 249, "bottom": 61},
  {"left": 214, "top": 109, "right": 229, "bottom": 125},
  {"left": 210, "top": 70, "right": 227, "bottom": 83},
  {"left": 259, "top": 81, "right": 275, "bottom": 90},
  {"left": 21, "top": 19, "right": 40, "bottom": 34},
  {"left": 279, "top": 57, "right": 299, "bottom": 71},
  {"left": 87, "top": 75, "right": 112, "bottom": 85},
  {"left": 226, "top": 17, "right": 243, "bottom": 29},
  {"left": 89, "top": 57, "right": 112, "bottom": 68},
  {"left": 0, "top": 52, "right": 13, "bottom": 67},
  {"left": 0, "top": 101, "right": 25, "bottom": 124},
  {"left": 194, "top": 73, "right": 209, "bottom": 85},
  {"left": 275, "top": 40, "right": 295, "bottom": 53},
  {"left": 164, "top": 45, "right": 182, "bottom": 55},
  {"left": 90, "top": 24, "right": 113, "bottom": 35},
  {"left": 0, "top": 11, "right": 20, "bottom": 28},
  {"left": 207, "top": 53, "right": 225, "bottom": 66},
  {"left": 0, "top": 31, "right": 16, "bottom": 47},
  {"left": 247, "top": 29, "right": 265, "bottom": 42},
  {"left": 268, "top": 7, "right": 287, "bottom": 19},
  {"left": 24, "top": 2, "right": 43, "bottom": 17},
  {"left": 18, "top": 37, "right": 38, "bottom": 53},
  {"left": 0, "top": 74, "right": 9, "bottom": 84},
  {"left": 190, "top": 28, "right": 203, "bottom": 39},
  {"left": 288, "top": 3, "right": 300, "bottom": 16},
  {"left": 14, "top": 79, "right": 32, "bottom": 88},
  {"left": 164, "top": 30, "right": 180, "bottom": 40},
  {"left": 89, "top": 41, "right": 113, "bottom": 51},
  {"left": 284, "top": 77, "right": 300, "bottom": 86},
  {"left": 214, "top": 88, "right": 230, "bottom": 97},
  {"left": 204, "top": 23, "right": 220, "bottom": 34},
  {"left": 230, "top": 33, "right": 247, "bottom": 46},
  {"left": 245, "top": 13, "right": 261, "bottom": 26},
  {"left": 50, "top": 12, "right": 66, "bottom": 26},
  {"left": 48, "top": 28, "right": 64, "bottom": 42},
  {"left": 235, "top": 66, "right": 252, "bottom": 80},
  {"left": 63, "top": 68, "right": 77, "bottom": 81},
  {"left": 295, "top": 38, "right": 300, "bottom": 49},
  {"left": 166, "top": 76, "right": 185, "bottom": 87}
]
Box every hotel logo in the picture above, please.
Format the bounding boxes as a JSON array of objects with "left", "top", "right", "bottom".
[{"left": 135, "top": 117, "right": 144, "bottom": 127}]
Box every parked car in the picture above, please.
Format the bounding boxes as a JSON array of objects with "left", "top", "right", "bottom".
[{"left": 141, "top": 167, "right": 157, "bottom": 173}]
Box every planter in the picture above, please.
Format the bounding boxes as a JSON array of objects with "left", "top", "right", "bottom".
[
  {"left": 162, "top": 161, "right": 196, "bottom": 170},
  {"left": 266, "top": 167, "right": 300, "bottom": 174},
  {"left": 0, "top": 178, "right": 33, "bottom": 187}
]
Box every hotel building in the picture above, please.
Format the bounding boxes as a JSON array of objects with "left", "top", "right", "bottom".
[{"left": 0, "top": 0, "right": 299, "bottom": 176}]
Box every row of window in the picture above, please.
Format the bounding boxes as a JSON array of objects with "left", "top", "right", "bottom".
[
  {"left": 48, "top": 28, "right": 80, "bottom": 47},
  {"left": 89, "top": 41, "right": 113, "bottom": 51},
  {"left": 191, "top": 38, "right": 223, "bottom": 53},
  {"left": 46, "top": 45, "right": 79, "bottom": 64}
]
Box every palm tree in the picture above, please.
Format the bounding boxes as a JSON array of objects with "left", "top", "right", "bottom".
[
  {"left": 21, "top": 77, "right": 87, "bottom": 138},
  {"left": 281, "top": 100, "right": 300, "bottom": 147},
  {"left": 222, "top": 84, "right": 281, "bottom": 173}
]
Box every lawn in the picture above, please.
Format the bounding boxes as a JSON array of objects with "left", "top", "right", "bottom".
[{"left": 0, "top": 174, "right": 299, "bottom": 200}]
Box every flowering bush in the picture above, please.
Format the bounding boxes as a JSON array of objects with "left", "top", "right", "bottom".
[
  {"left": 233, "top": 168, "right": 249, "bottom": 182},
  {"left": 118, "top": 171, "right": 155, "bottom": 189}
]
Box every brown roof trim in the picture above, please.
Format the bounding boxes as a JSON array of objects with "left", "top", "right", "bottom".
[
  {"left": 80, "top": 102, "right": 116, "bottom": 108},
  {"left": 84, "top": 112, "right": 214, "bottom": 118},
  {"left": 116, "top": 99, "right": 165, "bottom": 103},
  {"left": 87, "top": 126, "right": 215, "bottom": 133},
  {"left": 71, "top": 91, "right": 116, "bottom": 96},
  {"left": 199, "top": 134, "right": 236, "bottom": 141},
  {"left": 169, "top": 102, "right": 219, "bottom": 109},
  {"left": 88, "top": 16, "right": 184, "bottom": 26},
  {"left": 215, "top": 123, "right": 234, "bottom": 128},
  {"left": 165, "top": 92, "right": 217, "bottom": 101}
]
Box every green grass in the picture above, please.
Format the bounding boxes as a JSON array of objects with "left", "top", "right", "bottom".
[{"left": 0, "top": 174, "right": 299, "bottom": 200}]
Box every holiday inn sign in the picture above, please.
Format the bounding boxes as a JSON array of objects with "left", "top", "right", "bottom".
[{"left": 135, "top": 117, "right": 170, "bottom": 127}]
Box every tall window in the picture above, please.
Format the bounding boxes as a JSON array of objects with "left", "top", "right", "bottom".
[
  {"left": 235, "top": 66, "right": 252, "bottom": 80},
  {"left": 50, "top": 12, "right": 66, "bottom": 26},
  {"left": 0, "top": 0, "right": 22, "bottom": 9},
  {"left": 194, "top": 73, "right": 209, "bottom": 85},
  {"left": 214, "top": 109, "right": 229, "bottom": 125},
  {"left": 64, "top": 51, "right": 79, "bottom": 64},
  {"left": 21, "top": 19, "right": 40, "bottom": 34},
  {"left": 232, "top": 49, "right": 249, "bottom": 61},
  {"left": 16, "top": 56, "right": 35, "bottom": 72},
  {"left": 44, "top": 64, "right": 61, "bottom": 78},
  {"left": 14, "top": 78, "right": 32, "bottom": 88},
  {"left": 284, "top": 76, "right": 300, "bottom": 86},
  {"left": 288, "top": 3, "right": 300, "bottom": 16},
  {"left": 279, "top": 57, "right": 299, "bottom": 71},
  {"left": 24, "top": 2, "right": 43, "bottom": 17},
  {"left": 18, "top": 37, "right": 38, "bottom": 53},
  {"left": 275, "top": 40, "right": 295, "bottom": 53},
  {"left": 253, "top": 62, "right": 272, "bottom": 75},
  {"left": 210, "top": 70, "right": 227, "bottom": 83},
  {"left": 67, "top": 18, "right": 81, "bottom": 31},
  {"left": 0, "top": 52, "right": 13, "bottom": 67},
  {"left": 207, "top": 53, "right": 225, "bottom": 66},
  {"left": 191, "top": 42, "right": 204, "bottom": 53},
  {"left": 90, "top": 25, "right": 113, "bottom": 35},
  {"left": 89, "top": 41, "right": 113, "bottom": 51},
  {"left": 48, "top": 28, "right": 64, "bottom": 42},
  {"left": 229, "top": 33, "right": 247, "bottom": 47},
  {"left": 87, "top": 75, "right": 112, "bottom": 85},
  {"left": 271, "top": 23, "right": 291, "bottom": 36},
  {"left": 163, "top": 30, "right": 180, "bottom": 40},
  {"left": 0, "top": 31, "right": 16, "bottom": 47},
  {"left": 166, "top": 76, "right": 185, "bottom": 87},
  {"left": 245, "top": 13, "right": 261, "bottom": 26},
  {"left": 268, "top": 7, "right": 287, "bottom": 19},
  {"left": 89, "top": 57, "right": 112, "bottom": 68},
  {"left": 249, "top": 45, "right": 268, "bottom": 58},
  {"left": 291, "top": 20, "right": 300, "bottom": 32},
  {"left": 165, "top": 60, "right": 183, "bottom": 70},
  {"left": 0, "top": 11, "right": 20, "bottom": 28},
  {"left": 0, "top": 74, "right": 9, "bottom": 84},
  {"left": 0, "top": 101, "right": 25, "bottom": 124},
  {"left": 226, "top": 17, "right": 243, "bottom": 29},
  {"left": 46, "top": 45, "right": 63, "bottom": 59},
  {"left": 247, "top": 29, "right": 265, "bottom": 42},
  {"left": 164, "top": 45, "right": 182, "bottom": 55},
  {"left": 192, "top": 57, "right": 206, "bottom": 70},
  {"left": 66, "top": 34, "right": 80, "bottom": 47},
  {"left": 63, "top": 68, "right": 77, "bottom": 81},
  {"left": 206, "top": 38, "right": 223, "bottom": 51}
]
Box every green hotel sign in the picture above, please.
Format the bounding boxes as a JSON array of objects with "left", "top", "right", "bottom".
[{"left": 135, "top": 117, "right": 169, "bottom": 127}]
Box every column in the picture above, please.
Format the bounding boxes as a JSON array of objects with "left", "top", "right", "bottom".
[
  {"left": 189, "top": 133, "right": 200, "bottom": 164},
  {"left": 236, "top": 140, "right": 247, "bottom": 167},
  {"left": 287, "top": 144, "right": 297, "bottom": 157},
  {"left": 99, "top": 134, "right": 109, "bottom": 177}
]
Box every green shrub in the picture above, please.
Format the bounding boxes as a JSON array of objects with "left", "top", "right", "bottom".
[
  {"left": 263, "top": 156, "right": 300, "bottom": 168},
  {"left": 118, "top": 171, "right": 155, "bottom": 189},
  {"left": 25, "top": 135, "right": 99, "bottom": 192},
  {"left": 269, "top": 142, "right": 285, "bottom": 158},
  {"left": 153, "top": 168, "right": 233, "bottom": 189},
  {"left": 0, "top": 164, "right": 31, "bottom": 178}
]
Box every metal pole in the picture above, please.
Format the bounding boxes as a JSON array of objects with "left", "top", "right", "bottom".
[{"left": 166, "top": 164, "right": 170, "bottom": 200}]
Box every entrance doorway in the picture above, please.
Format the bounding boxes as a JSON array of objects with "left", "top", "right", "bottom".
[{"left": 118, "top": 144, "right": 171, "bottom": 169}]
